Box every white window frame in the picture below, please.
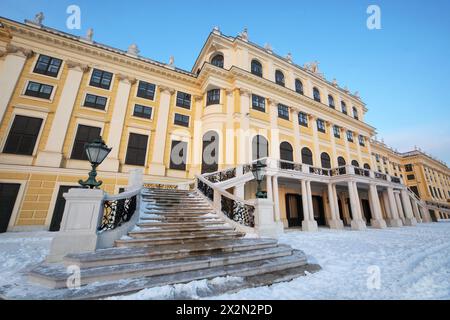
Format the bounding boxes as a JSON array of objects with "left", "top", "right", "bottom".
[{"left": 21, "top": 79, "right": 57, "bottom": 103}]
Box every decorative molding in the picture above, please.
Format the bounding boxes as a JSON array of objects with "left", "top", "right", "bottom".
[
  {"left": 2, "top": 44, "right": 34, "bottom": 58},
  {"left": 66, "top": 60, "right": 89, "bottom": 72},
  {"left": 193, "top": 95, "right": 203, "bottom": 102},
  {"left": 159, "top": 86, "right": 175, "bottom": 95},
  {"left": 238, "top": 88, "right": 251, "bottom": 97},
  {"left": 267, "top": 98, "right": 278, "bottom": 106},
  {"left": 117, "top": 73, "right": 137, "bottom": 85}
]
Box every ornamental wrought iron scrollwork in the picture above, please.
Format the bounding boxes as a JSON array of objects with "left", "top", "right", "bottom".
[
  {"left": 278, "top": 160, "right": 302, "bottom": 171},
  {"left": 205, "top": 167, "right": 236, "bottom": 183},
  {"left": 99, "top": 195, "right": 137, "bottom": 231},
  {"left": 197, "top": 178, "right": 214, "bottom": 201},
  {"left": 144, "top": 183, "right": 178, "bottom": 190},
  {"left": 375, "top": 172, "right": 387, "bottom": 180},
  {"left": 221, "top": 195, "right": 255, "bottom": 227},
  {"left": 243, "top": 164, "right": 252, "bottom": 175},
  {"left": 309, "top": 166, "right": 330, "bottom": 176}
]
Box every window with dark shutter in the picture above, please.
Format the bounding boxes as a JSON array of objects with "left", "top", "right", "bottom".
[
  {"left": 83, "top": 94, "right": 107, "bottom": 110},
  {"left": 125, "top": 133, "right": 148, "bottom": 166},
  {"left": 176, "top": 91, "right": 191, "bottom": 109},
  {"left": 133, "top": 104, "right": 152, "bottom": 119},
  {"left": 33, "top": 54, "right": 62, "bottom": 77},
  {"left": 252, "top": 94, "right": 266, "bottom": 112},
  {"left": 174, "top": 113, "right": 189, "bottom": 127},
  {"left": 70, "top": 125, "right": 101, "bottom": 160},
  {"left": 3, "top": 115, "right": 43, "bottom": 155},
  {"left": 24, "top": 81, "right": 53, "bottom": 99},
  {"left": 277, "top": 104, "right": 289, "bottom": 120},
  {"left": 206, "top": 89, "right": 220, "bottom": 106},
  {"left": 137, "top": 81, "right": 156, "bottom": 100},
  {"left": 89, "top": 69, "right": 113, "bottom": 90},
  {"left": 169, "top": 140, "right": 187, "bottom": 171}
]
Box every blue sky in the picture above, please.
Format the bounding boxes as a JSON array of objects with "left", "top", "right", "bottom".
[{"left": 1, "top": 0, "right": 449, "bottom": 164}]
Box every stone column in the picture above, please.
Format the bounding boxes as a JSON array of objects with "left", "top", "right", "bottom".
[
  {"left": 328, "top": 183, "right": 344, "bottom": 229},
  {"left": 354, "top": 132, "right": 364, "bottom": 166},
  {"left": 411, "top": 198, "right": 422, "bottom": 223},
  {"left": 386, "top": 188, "right": 403, "bottom": 227},
  {"left": 46, "top": 188, "right": 104, "bottom": 262},
  {"left": 266, "top": 174, "right": 273, "bottom": 201},
  {"left": 35, "top": 61, "right": 89, "bottom": 167},
  {"left": 348, "top": 181, "right": 366, "bottom": 230},
  {"left": 189, "top": 95, "right": 204, "bottom": 177},
  {"left": 394, "top": 191, "right": 406, "bottom": 222},
  {"left": 237, "top": 89, "right": 251, "bottom": 165},
  {"left": 291, "top": 109, "right": 302, "bottom": 162},
  {"left": 400, "top": 189, "right": 417, "bottom": 226},
  {"left": 0, "top": 45, "right": 33, "bottom": 124},
  {"left": 225, "top": 89, "right": 235, "bottom": 167},
  {"left": 102, "top": 74, "right": 136, "bottom": 172},
  {"left": 268, "top": 99, "right": 280, "bottom": 161},
  {"left": 302, "top": 180, "right": 318, "bottom": 231},
  {"left": 272, "top": 176, "right": 281, "bottom": 221},
  {"left": 368, "top": 184, "right": 387, "bottom": 228},
  {"left": 328, "top": 122, "right": 338, "bottom": 167},
  {"left": 149, "top": 86, "right": 175, "bottom": 176},
  {"left": 310, "top": 115, "right": 321, "bottom": 166}
]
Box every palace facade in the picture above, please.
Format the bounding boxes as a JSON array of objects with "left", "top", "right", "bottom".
[{"left": 0, "top": 16, "right": 448, "bottom": 234}]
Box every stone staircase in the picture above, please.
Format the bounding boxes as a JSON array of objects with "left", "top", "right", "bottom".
[{"left": 24, "top": 187, "right": 319, "bottom": 299}]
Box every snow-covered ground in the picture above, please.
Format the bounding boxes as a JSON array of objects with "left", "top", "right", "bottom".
[{"left": 1, "top": 223, "right": 450, "bottom": 299}]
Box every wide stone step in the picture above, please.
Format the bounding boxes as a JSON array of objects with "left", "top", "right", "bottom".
[
  {"left": 115, "top": 232, "right": 245, "bottom": 247},
  {"left": 137, "top": 221, "right": 225, "bottom": 228},
  {"left": 20, "top": 251, "right": 312, "bottom": 300},
  {"left": 63, "top": 239, "right": 279, "bottom": 268},
  {"left": 128, "top": 228, "right": 236, "bottom": 239},
  {"left": 139, "top": 216, "right": 221, "bottom": 222},
  {"left": 143, "top": 207, "right": 214, "bottom": 213},
  {"left": 142, "top": 211, "right": 215, "bottom": 217},
  {"left": 29, "top": 245, "right": 295, "bottom": 289},
  {"left": 142, "top": 190, "right": 197, "bottom": 195}
]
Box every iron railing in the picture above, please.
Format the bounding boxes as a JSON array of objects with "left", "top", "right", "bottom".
[
  {"left": 204, "top": 167, "right": 236, "bottom": 183},
  {"left": 99, "top": 192, "right": 137, "bottom": 231}
]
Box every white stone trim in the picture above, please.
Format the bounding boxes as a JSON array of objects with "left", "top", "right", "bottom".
[
  {"left": 29, "top": 53, "right": 65, "bottom": 81},
  {"left": 80, "top": 91, "right": 110, "bottom": 114},
  {"left": 20, "top": 79, "right": 58, "bottom": 103},
  {"left": 85, "top": 66, "right": 116, "bottom": 93}
]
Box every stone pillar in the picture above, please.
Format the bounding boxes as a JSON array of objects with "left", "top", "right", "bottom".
[
  {"left": 302, "top": 180, "right": 318, "bottom": 231},
  {"left": 35, "top": 61, "right": 89, "bottom": 167},
  {"left": 411, "top": 198, "right": 422, "bottom": 223},
  {"left": 291, "top": 109, "right": 301, "bottom": 162},
  {"left": 127, "top": 168, "right": 144, "bottom": 189},
  {"left": 148, "top": 86, "right": 174, "bottom": 176},
  {"left": 394, "top": 191, "right": 406, "bottom": 222},
  {"left": 386, "top": 188, "right": 403, "bottom": 227},
  {"left": 102, "top": 74, "right": 136, "bottom": 171},
  {"left": 266, "top": 175, "right": 273, "bottom": 201},
  {"left": 420, "top": 206, "right": 432, "bottom": 223},
  {"left": 400, "top": 189, "right": 417, "bottom": 226},
  {"left": 0, "top": 45, "right": 33, "bottom": 124},
  {"left": 348, "top": 181, "right": 366, "bottom": 230},
  {"left": 189, "top": 95, "right": 204, "bottom": 177},
  {"left": 328, "top": 183, "right": 344, "bottom": 229},
  {"left": 237, "top": 89, "right": 251, "bottom": 165},
  {"left": 224, "top": 89, "right": 235, "bottom": 167},
  {"left": 272, "top": 176, "right": 281, "bottom": 222},
  {"left": 368, "top": 184, "right": 387, "bottom": 228},
  {"left": 253, "top": 198, "right": 283, "bottom": 238},
  {"left": 46, "top": 188, "right": 104, "bottom": 262},
  {"left": 268, "top": 99, "right": 280, "bottom": 161},
  {"left": 310, "top": 115, "right": 321, "bottom": 166},
  {"left": 328, "top": 122, "right": 338, "bottom": 167}
]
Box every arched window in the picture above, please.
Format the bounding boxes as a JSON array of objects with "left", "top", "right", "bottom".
[
  {"left": 301, "top": 147, "right": 313, "bottom": 166},
  {"left": 321, "top": 152, "right": 331, "bottom": 169},
  {"left": 251, "top": 59, "right": 263, "bottom": 77},
  {"left": 252, "top": 135, "right": 269, "bottom": 160},
  {"left": 328, "top": 95, "right": 335, "bottom": 108},
  {"left": 280, "top": 142, "right": 294, "bottom": 169},
  {"left": 295, "top": 79, "right": 303, "bottom": 94},
  {"left": 341, "top": 101, "right": 347, "bottom": 114},
  {"left": 353, "top": 107, "right": 359, "bottom": 120},
  {"left": 313, "top": 87, "right": 321, "bottom": 102},
  {"left": 211, "top": 54, "right": 224, "bottom": 68},
  {"left": 275, "top": 70, "right": 285, "bottom": 86},
  {"left": 351, "top": 160, "right": 360, "bottom": 167},
  {"left": 363, "top": 163, "right": 371, "bottom": 170},
  {"left": 201, "top": 131, "right": 219, "bottom": 174},
  {"left": 337, "top": 156, "right": 346, "bottom": 166}
]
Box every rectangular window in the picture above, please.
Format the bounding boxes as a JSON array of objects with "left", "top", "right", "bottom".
[
  {"left": 83, "top": 94, "right": 107, "bottom": 110},
  {"left": 89, "top": 69, "right": 113, "bottom": 90},
  {"left": 133, "top": 104, "right": 152, "bottom": 119},
  {"left": 405, "top": 164, "right": 413, "bottom": 172},
  {"left": 407, "top": 174, "right": 415, "bottom": 180},
  {"left": 137, "top": 81, "right": 156, "bottom": 100},
  {"left": 346, "top": 130, "right": 354, "bottom": 142},
  {"left": 24, "top": 81, "right": 53, "bottom": 99},
  {"left": 252, "top": 94, "right": 266, "bottom": 112},
  {"left": 206, "top": 89, "right": 220, "bottom": 106},
  {"left": 3, "top": 115, "right": 43, "bottom": 155},
  {"left": 277, "top": 104, "right": 289, "bottom": 120},
  {"left": 333, "top": 125, "right": 340, "bottom": 138},
  {"left": 70, "top": 125, "right": 101, "bottom": 160},
  {"left": 298, "top": 112, "right": 308, "bottom": 127},
  {"left": 176, "top": 91, "right": 191, "bottom": 109},
  {"left": 125, "top": 133, "right": 148, "bottom": 166},
  {"left": 169, "top": 140, "right": 187, "bottom": 171},
  {"left": 316, "top": 119, "right": 326, "bottom": 133},
  {"left": 33, "top": 54, "right": 62, "bottom": 77},
  {"left": 358, "top": 135, "right": 365, "bottom": 146},
  {"left": 174, "top": 113, "right": 190, "bottom": 127}
]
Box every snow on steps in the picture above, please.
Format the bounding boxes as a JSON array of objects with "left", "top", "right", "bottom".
[{"left": 24, "top": 187, "right": 318, "bottom": 299}]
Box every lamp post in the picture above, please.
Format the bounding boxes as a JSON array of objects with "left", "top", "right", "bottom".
[
  {"left": 252, "top": 160, "right": 267, "bottom": 198},
  {"left": 78, "top": 138, "right": 112, "bottom": 189}
]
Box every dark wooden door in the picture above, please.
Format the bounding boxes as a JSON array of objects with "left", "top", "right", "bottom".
[
  {"left": 285, "top": 194, "right": 303, "bottom": 227},
  {"left": 49, "top": 186, "right": 81, "bottom": 232},
  {"left": 201, "top": 132, "right": 219, "bottom": 174},
  {"left": 361, "top": 199, "right": 372, "bottom": 225},
  {"left": 312, "top": 196, "right": 326, "bottom": 226},
  {"left": 0, "top": 183, "right": 20, "bottom": 233}
]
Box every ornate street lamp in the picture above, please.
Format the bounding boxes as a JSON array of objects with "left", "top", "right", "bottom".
[
  {"left": 251, "top": 160, "right": 267, "bottom": 198},
  {"left": 78, "top": 138, "right": 112, "bottom": 189}
]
